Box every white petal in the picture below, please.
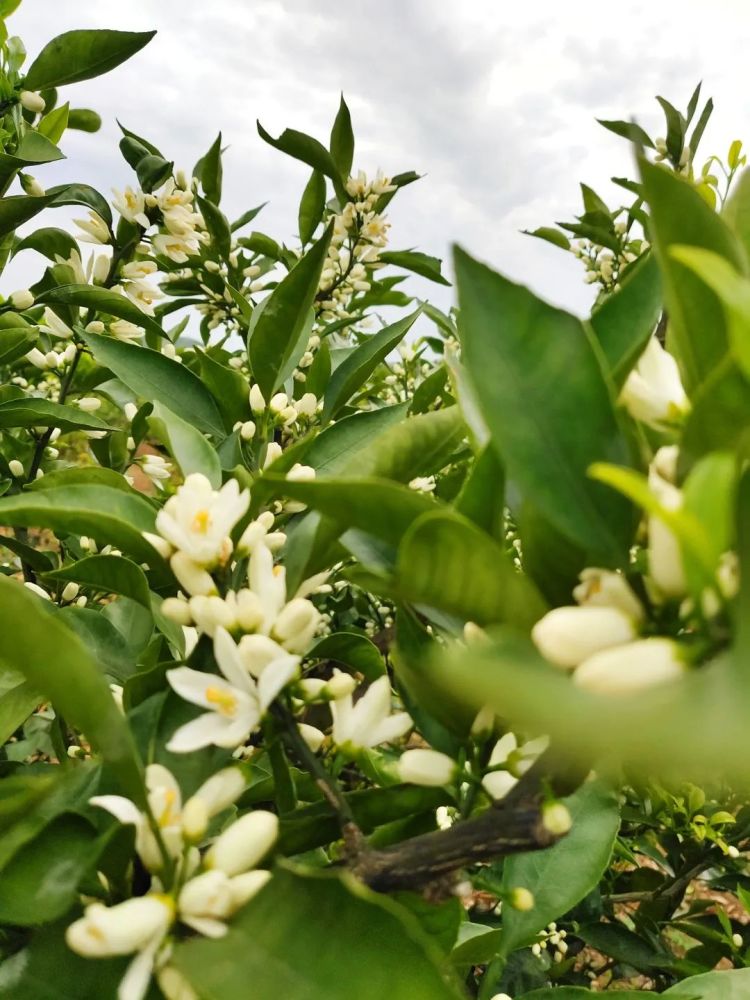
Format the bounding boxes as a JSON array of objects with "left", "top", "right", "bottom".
[
  {"left": 214, "top": 627, "right": 253, "bottom": 691},
  {"left": 89, "top": 795, "right": 142, "bottom": 827},
  {"left": 166, "top": 712, "right": 235, "bottom": 753},
  {"left": 367, "top": 711, "right": 412, "bottom": 747},
  {"left": 257, "top": 655, "right": 300, "bottom": 711},
  {"left": 117, "top": 939, "right": 160, "bottom": 1000},
  {"left": 180, "top": 915, "right": 229, "bottom": 938}
]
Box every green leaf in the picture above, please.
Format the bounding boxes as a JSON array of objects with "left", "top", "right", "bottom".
[
  {"left": 149, "top": 401, "right": 221, "bottom": 487},
  {"left": 46, "top": 182, "right": 112, "bottom": 226},
  {"left": 0, "top": 674, "right": 40, "bottom": 745},
  {"left": 0, "top": 397, "right": 112, "bottom": 433},
  {"left": 198, "top": 350, "right": 250, "bottom": 429},
  {"left": 689, "top": 97, "right": 714, "bottom": 157},
  {"left": 523, "top": 226, "right": 571, "bottom": 251},
  {"left": 499, "top": 781, "right": 620, "bottom": 955},
  {"left": 0, "top": 326, "right": 37, "bottom": 365},
  {"left": 665, "top": 969, "right": 750, "bottom": 998},
  {"left": 0, "top": 481, "right": 168, "bottom": 574},
  {"left": 67, "top": 108, "right": 102, "bottom": 133},
  {"left": 656, "top": 96, "right": 687, "bottom": 162},
  {"left": 249, "top": 224, "right": 333, "bottom": 399},
  {"left": 58, "top": 606, "right": 138, "bottom": 683},
  {"left": 37, "top": 102, "right": 69, "bottom": 144},
  {"left": 231, "top": 201, "right": 267, "bottom": 233},
  {"left": 45, "top": 554, "right": 151, "bottom": 608},
  {"left": 305, "top": 403, "right": 409, "bottom": 476},
  {"left": 38, "top": 284, "right": 168, "bottom": 340},
  {"left": 82, "top": 330, "right": 224, "bottom": 438},
  {"left": 14, "top": 226, "right": 78, "bottom": 262},
  {"left": 0, "top": 193, "right": 56, "bottom": 239},
  {"left": 681, "top": 359, "right": 750, "bottom": 461},
  {"left": 640, "top": 157, "right": 745, "bottom": 392},
  {"left": 454, "top": 246, "right": 633, "bottom": 567},
  {"left": 0, "top": 579, "right": 143, "bottom": 798},
  {"left": 257, "top": 120, "right": 340, "bottom": 182},
  {"left": 379, "top": 250, "right": 451, "bottom": 285},
  {"left": 322, "top": 307, "right": 422, "bottom": 420},
  {"left": 724, "top": 169, "right": 750, "bottom": 262},
  {"left": 522, "top": 990, "right": 652, "bottom": 1000},
  {"left": 24, "top": 29, "right": 157, "bottom": 90},
  {"left": 596, "top": 118, "right": 654, "bottom": 148},
  {"left": 577, "top": 922, "right": 675, "bottom": 972},
  {"left": 200, "top": 132, "right": 223, "bottom": 205},
  {"left": 173, "top": 865, "right": 463, "bottom": 1000},
  {"left": 298, "top": 169, "right": 326, "bottom": 245},
  {"left": 589, "top": 252, "right": 663, "bottom": 385},
  {"left": 307, "top": 632, "right": 386, "bottom": 680},
  {"left": 580, "top": 182, "right": 610, "bottom": 216},
  {"left": 396, "top": 510, "right": 545, "bottom": 628},
  {"left": 329, "top": 94, "right": 355, "bottom": 178},
  {"left": 197, "top": 194, "right": 231, "bottom": 260},
  {"left": 0, "top": 814, "right": 101, "bottom": 925}
]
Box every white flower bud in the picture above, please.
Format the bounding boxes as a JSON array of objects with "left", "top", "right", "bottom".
[
  {"left": 86, "top": 320, "right": 105, "bottom": 334},
  {"left": 65, "top": 896, "right": 173, "bottom": 957},
  {"left": 263, "top": 442, "right": 283, "bottom": 467},
  {"left": 192, "top": 767, "right": 246, "bottom": 817},
  {"left": 531, "top": 606, "right": 638, "bottom": 669},
  {"left": 62, "top": 581, "right": 80, "bottom": 602},
  {"left": 286, "top": 463, "right": 315, "bottom": 483},
  {"left": 19, "top": 90, "right": 45, "bottom": 114},
  {"left": 24, "top": 581, "right": 50, "bottom": 600},
  {"left": 157, "top": 965, "right": 199, "bottom": 1000},
  {"left": 732, "top": 932, "right": 744, "bottom": 948},
  {"left": 249, "top": 384, "right": 266, "bottom": 412},
  {"left": 573, "top": 637, "right": 686, "bottom": 695},
  {"left": 228, "top": 869, "right": 271, "bottom": 909},
  {"left": 239, "top": 420, "right": 256, "bottom": 441},
  {"left": 10, "top": 289, "right": 34, "bottom": 311},
  {"left": 8, "top": 459, "right": 24, "bottom": 477},
  {"left": 269, "top": 392, "right": 288, "bottom": 414},
  {"left": 619, "top": 337, "right": 689, "bottom": 428},
  {"left": 124, "top": 402, "right": 138, "bottom": 422},
  {"left": 542, "top": 801, "right": 573, "bottom": 835},
  {"left": 398, "top": 748, "right": 456, "bottom": 787},
  {"left": 298, "top": 723, "right": 325, "bottom": 752},
  {"left": 76, "top": 396, "right": 101, "bottom": 413},
  {"left": 324, "top": 670, "right": 358, "bottom": 700},
  {"left": 171, "top": 552, "right": 217, "bottom": 597},
  {"left": 20, "top": 173, "right": 45, "bottom": 197},
  {"left": 25, "top": 347, "right": 47, "bottom": 369},
  {"left": 142, "top": 531, "right": 174, "bottom": 560},
  {"left": 573, "top": 568, "right": 643, "bottom": 620},
  {"left": 295, "top": 392, "right": 318, "bottom": 417},
  {"left": 188, "top": 594, "right": 237, "bottom": 634},
  {"left": 205, "top": 810, "right": 279, "bottom": 876},
  {"left": 161, "top": 597, "right": 193, "bottom": 626},
  {"left": 181, "top": 796, "right": 209, "bottom": 843}
]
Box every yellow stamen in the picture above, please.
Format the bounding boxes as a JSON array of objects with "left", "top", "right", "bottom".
[
  {"left": 273, "top": 565, "right": 283, "bottom": 577},
  {"left": 158, "top": 788, "right": 178, "bottom": 828},
  {"left": 192, "top": 509, "right": 211, "bottom": 533},
  {"left": 206, "top": 686, "right": 238, "bottom": 717}
]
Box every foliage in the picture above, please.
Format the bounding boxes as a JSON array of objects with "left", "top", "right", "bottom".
[{"left": 0, "top": 5, "right": 748, "bottom": 998}]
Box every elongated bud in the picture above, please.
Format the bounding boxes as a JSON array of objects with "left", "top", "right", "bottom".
[
  {"left": 61, "top": 581, "right": 80, "bottom": 602},
  {"left": 171, "top": 552, "right": 217, "bottom": 597},
  {"left": 269, "top": 392, "right": 288, "bottom": 414},
  {"left": 19, "top": 90, "right": 45, "bottom": 114},
  {"left": 249, "top": 384, "right": 265, "bottom": 412},
  {"left": 298, "top": 723, "right": 325, "bottom": 752},
  {"left": 10, "top": 289, "right": 34, "bottom": 311},
  {"left": 324, "top": 670, "right": 357, "bottom": 700},
  {"left": 573, "top": 568, "right": 643, "bottom": 620},
  {"left": 65, "top": 896, "right": 173, "bottom": 957},
  {"left": 573, "top": 637, "right": 686, "bottom": 695},
  {"left": 192, "top": 767, "right": 246, "bottom": 816},
  {"left": 531, "top": 606, "right": 637, "bottom": 669},
  {"left": 205, "top": 810, "right": 279, "bottom": 876},
  {"left": 229, "top": 869, "right": 272, "bottom": 909},
  {"left": 398, "top": 748, "right": 456, "bottom": 787},
  {"left": 619, "top": 337, "right": 689, "bottom": 428},
  {"left": 181, "top": 796, "right": 209, "bottom": 843},
  {"left": 20, "top": 172, "right": 45, "bottom": 197},
  {"left": 271, "top": 598, "right": 320, "bottom": 653},
  {"left": 239, "top": 420, "right": 256, "bottom": 441}
]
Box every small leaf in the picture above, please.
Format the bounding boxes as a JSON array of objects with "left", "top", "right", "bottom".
[
  {"left": 596, "top": 118, "right": 655, "bottom": 148},
  {"left": 329, "top": 94, "right": 355, "bottom": 178},
  {"left": 0, "top": 397, "right": 112, "bottom": 433},
  {"left": 379, "top": 250, "right": 451, "bottom": 285},
  {"left": 298, "top": 169, "right": 326, "bottom": 245},
  {"left": 149, "top": 401, "right": 222, "bottom": 487},
  {"left": 45, "top": 554, "right": 151, "bottom": 608}
]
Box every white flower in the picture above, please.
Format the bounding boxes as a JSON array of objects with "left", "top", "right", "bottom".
[
  {"left": 166, "top": 627, "right": 299, "bottom": 752},
  {"left": 110, "top": 319, "right": 145, "bottom": 341},
  {"left": 647, "top": 467, "right": 687, "bottom": 599},
  {"left": 573, "top": 568, "right": 644, "bottom": 620},
  {"left": 112, "top": 186, "right": 150, "bottom": 229},
  {"left": 573, "top": 637, "right": 687, "bottom": 694},
  {"left": 66, "top": 895, "right": 173, "bottom": 1000},
  {"left": 481, "top": 732, "right": 549, "bottom": 800},
  {"left": 398, "top": 748, "right": 456, "bottom": 787},
  {"left": 152, "top": 233, "right": 199, "bottom": 263},
  {"left": 330, "top": 674, "right": 412, "bottom": 752},
  {"left": 19, "top": 90, "right": 45, "bottom": 113},
  {"left": 170, "top": 552, "right": 217, "bottom": 597},
  {"left": 619, "top": 337, "right": 689, "bottom": 427},
  {"left": 141, "top": 453, "right": 172, "bottom": 486},
  {"left": 204, "top": 809, "right": 278, "bottom": 876},
  {"left": 296, "top": 392, "right": 318, "bottom": 417},
  {"left": 39, "top": 306, "right": 74, "bottom": 340},
  {"left": 75, "top": 210, "right": 111, "bottom": 245},
  {"left": 9, "top": 289, "right": 34, "bottom": 310},
  {"left": 125, "top": 278, "right": 164, "bottom": 316},
  {"left": 122, "top": 260, "right": 159, "bottom": 280},
  {"left": 155, "top": 473, "right": 249, "bottom": 567},
  {"left": 531, "top": 605, "right": 638, "bottom": 669}
]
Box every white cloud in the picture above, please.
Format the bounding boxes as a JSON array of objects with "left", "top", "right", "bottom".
[{"left": 7, "top": 0, "right": 750, "bottom": 316}]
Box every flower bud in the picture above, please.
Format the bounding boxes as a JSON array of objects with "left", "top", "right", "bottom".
[
  {"left": 228, "top": 869, "right": 272, "bottom": 909},
  {"left": 508, "top": 887, "right": 535, "bottom": 911},
  {"left": 269, "top": 392, "right": 288, "bottom": 414},
  {"left": 20, "top": 172, "right": 45, "bottom": 197},
  {"left": 542, "top": 801, "right": 573, "bottom": 835},
  {"left": 205, "top": 810, "right": 279, "bottom": 876},
  {"left": 573, "top": 637, "right": 686, "bottom": 695},
  {"left": 181, "top": 795, "right": 209, "bottom": 842},
  {"left": 171, "top": 552, "right": 217, "bottom": 597},
  {"left": 531, "top": 606, "right": 637, "bottom": 669},
  {"left": 24, "top": 581, "right": 50, "bottom": 600},
  {"left": 10, "top": 289, "right": 34, "bottom": 311},
  {"left": 161, "top": 597, "right": 193, "bottom": 626},
  {"left": 573, "top": 568, "right": 643, "bottom": 621},
  {"left": 65, "top": 896, "right": 173, "bottom": 957},
  {"left": 77, "top": 396, "right": 101, "bottom": 413},
  {"left": 249, "top": 384, "right": 266, "bottom": 412},
  {"left": 189, "top": 594, "right": 237, "bottom": 635},
  {"left": 298, "top": 723, "right": 325, "bottom": 752},
  {"left": 8, "top": 459, "right": 24, "bottom": 477},
  {"left": 26, "top": 347, "right": 47, "bottom": 369},
  {"left": 286, "top": 463, "right": 315, "bottom": 483},
  {"left": 157, "top": 965, "right": 199, "bottom": 1000},
  {"left": 19, "top": 90, "right": 45, "bottom": 114},
  {"left": 239, "top": 420, "right": 256, "bottom": 441},
  {"left": 142, "top": 531, "right": 174, "bottom": 560},
  {"left": 178, "top": 870, "right": 234, "bottom": 920},
  {"left": 61, "top": 581, "right": 80, "bottom": 603},
  {"left": 296, "top": 392, "right": 318, "bottom": 417},
  {"left": 263, "top": 442, "right": 283, "bottom": 467},
  {"left": 271, "top": 598, "right": 320, "bottom": 653},
  {"left": 398, "top": 748, "right": 456, "bottom": 787},
  {"left": 324, "top": 670, "right": 358, "bottom": 700},
  {"left": 619, "top": 337, "right": 689, "bottom": 427},
  {"left": 192, "top": 767, "right": 246, "bottom": 816}
]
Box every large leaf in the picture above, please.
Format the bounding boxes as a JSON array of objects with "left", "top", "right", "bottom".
[
  {"left": 24, "top": 29, "right": 156, "bottom": 90},
  {"left": 44, "top": 554, "right": 151, "bottom": 609},
  {"left": 304, "top": 402, "right": 409, "bottom": 476},
  {"left": 0, "top": 194, "right": 56, "bottom": 239},
  {"left": 174, "top": 865, "right": 463, "bottom": 999},
  {"left": 0, "top": 327, "right": 38, "bottom": 365},
  {"left": 322, "top": 308, "right": 422, "bottom": 420},
  {"left": 39, "top": 284, "right": 165, "bottom": 341},
  {"left": 149, "top": 401, "right": 221, "bottom": 487},
  {"left": 665, "top": 969, "right": 750, "bottom": 998},
  {"left": 257, "top": 121, "right": 340, "bottom": 182},
  {"left": 454, "top": 246, "right": 633, "bottom": 566},
  {"left": 0, "top": 670, "right": 40, "bottom": 745},
  {"left": 0, "top": 397, "right": 112, "bottom": 433},
  {"left": 82, "top": 330, "right": 224, "bottom": 438},
  {"left": 0, "top": 577, "right": 143, "bottom": 800},
  {"left": 329, "top": 95, "right": 355, "bottom": 178},
  {"left": 249, "top": 225, "right": 332, "bottom": 399},
  {"left": 499, "top": 780, "right": 620, "bottom": 955},
  {"left": 640, "top": 157, "right": 745, "bottom": 392},
  {"left": 589, "top": 252, "right": 663, "bottom": 385},
  {"left": 395, "top": 511, "right": 546, "bottom": 629}
]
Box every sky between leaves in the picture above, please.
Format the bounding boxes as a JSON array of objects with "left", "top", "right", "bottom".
[{"left": 8, "top": 0, "right": 750, "bottom": 316}]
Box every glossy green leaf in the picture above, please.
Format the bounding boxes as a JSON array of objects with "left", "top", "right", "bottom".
[
  {"left": 82, "top": 330, "right": 224, "bottom": 438},
  {"left": 597, "top": 119, "right": 655, "bottom": 148},
  {"left": 323, "top": 307, "right": 422, "bottom": 420},
  {"left": 257, "top": 121, "right": 340, "bottom": 182},
  {"left": 379, "top": 250, "right": 451, "bottom": 285},
  {"left": 0, "top": 326, "right": 38, "bottom": 365},
  {"left": 307, "top": 632, "right": 386, "bottom": 680},
  {"left": 0, "top": 673, "right": 40, "bottom": 745},
  {"left": 149, "top": 401, "right": 221, "bottom": 487},
  {"left": 198, "top": 350, "right": 250, "bottom": 429},
  {"left": 524, "top": 226, "right": 571, "bottom": 251},
  {"left": 67, "top": 108, "right": 102, "bottom": 132},
  {"left": 0, "top": 578, "right": 143, "bottom": 800},
  {"left": 0, "top": 397, "right": 112, "bottom": 432},
  {"left": 45, "top": 554, "right": 150, "bottom": 608},
  {"left": 13, "top": 226, "right": 78, "bottom": 262},
  {"left": 640, "top": 157, "right": 745, "bottom": 391},
  {"left": 58, "top": 606, "right": 138, "bottom": 683},
  {"left": 37, "top": 102, "right": 68, "bottom": 144},
  {"left": 454, "top": 246, "right": 633, "bottom": 566},
  {"left": 665, "top": 969, "right": 750, "bottom": 998},
  {"left": 589, "top": 252, "right": 663, "bottom": 385},
  {"left": 329, "top": 94, "right": 355, "bottom": 178},
  {"left": 305, "top": 402, "right": 409, "bottom": 476},
  {"left": 39, "top": 284, "right": 165, "bottom": 341},
  {"left": 174, "top": 865, "right": 463, "bottom": 1000},
  {"left": 24, "top": 29, "right": 156, "bottom": 90},
  {"left": 298, "top": 169, "right": 326, "bottom": 245},
  {"left": 500, "top": 781, "right": 620, "bottom": 955},
  {"left": 0, "top": 194, "right": 56, "bottom": 238},
  {"left": 249, "top": 224, "right": 332, "bottom": 399},
  {"left": 200, "top": 132, "right": 223, "bottom": 205}
]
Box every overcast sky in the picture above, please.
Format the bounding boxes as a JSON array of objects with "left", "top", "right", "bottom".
[{"left": 8, "top": 0, "right": 750, "bottom": 316}]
